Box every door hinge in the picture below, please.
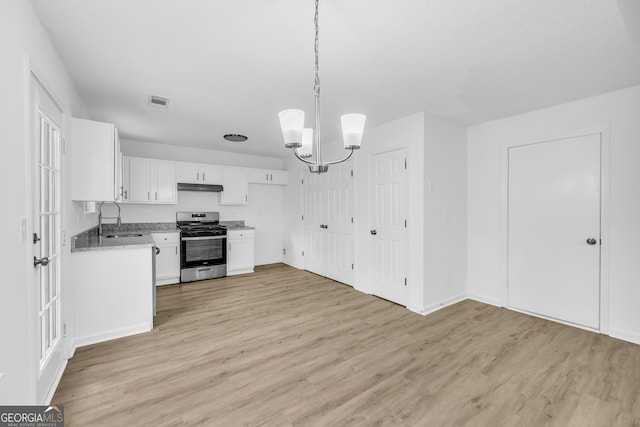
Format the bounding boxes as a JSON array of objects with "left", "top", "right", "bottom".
[
  {"left": 63, "top": 323, "right": 67, "bottom": 337},
  {"left": 404, "top": 278, "right": 407, "bottom": 286},
  {"left": 62, "top": 230, "right": 67, "bottom": 246},
  {"left": 61, "top": 138, "right": 67, "bottom": 154}
]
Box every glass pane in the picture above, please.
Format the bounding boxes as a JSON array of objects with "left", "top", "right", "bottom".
[
  {"left": 41, "top": 265, "right": 49, "bottom": 307},
  {"left": 40, "top": 315, "right": 45, "bottom": 359},
  {"left": 50, "top": 216, "right": 58, "bottom": 256},
  {"left": 41, "top": 216, "right": 49, "bottom": 257},
  {"left": 39, "top": 167, "right": 45, "bottom": 213},
  {"left": 52, "top": 302, "right": 58, "bottom": 341},
  {"left": 50, "top": 126, "right": 58, "bottom": 169},
  {"left": 44, "top": 309, "right": 50, "bottom": 351},
  {"left": 41, "top": 118, "right": 50, "bottom": 166}
]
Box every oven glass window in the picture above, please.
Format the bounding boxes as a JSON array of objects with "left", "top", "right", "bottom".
[{"left": 185, "top": 239, "right": 224, "bottom": 263}]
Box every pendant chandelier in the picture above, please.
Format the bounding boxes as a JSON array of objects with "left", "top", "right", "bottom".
[{"left": 278, "top": 0, "right": 366, "bottom": 174}]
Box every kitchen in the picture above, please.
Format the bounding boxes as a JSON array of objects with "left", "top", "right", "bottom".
[{"left": 3, "top": 0, "right": 640, "bottom": 423}]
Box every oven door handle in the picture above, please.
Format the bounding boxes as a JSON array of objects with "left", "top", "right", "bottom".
[{"left": 181, "top": 235, "right": 226, "bottom": 241}]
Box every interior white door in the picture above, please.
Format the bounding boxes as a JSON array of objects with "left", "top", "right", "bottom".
[
  {"left": 508, "top": 133, "right": 601, "bottom": 329},
  {"left": 325, "top": 162, "right": 354, "bottom": 286},
  {"left": 303, "top": 170, "right": 327, "bottom": 276},
  {"left": 31, "top": 76, "right": 65, "bottom": 403},
  {"left": 369, "top": 148, "right": 408, "bottom": 305}
]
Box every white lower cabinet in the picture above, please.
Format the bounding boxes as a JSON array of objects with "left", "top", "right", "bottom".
[
  {"left": 152, "top": 233, "right": 180, "bottom": 285},
  {"left": 227, "top": 229, "right": 255, "bottom": 275}
]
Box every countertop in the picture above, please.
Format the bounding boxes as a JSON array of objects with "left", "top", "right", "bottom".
[
  {"left": 71, "top": 221, "right": 254, "bottom": 252},
  {"left": 71, "top": 222, "right": 177, "bottom": 252}
]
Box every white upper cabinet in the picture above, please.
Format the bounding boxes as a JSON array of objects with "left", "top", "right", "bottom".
[
  {"left": 124, "top": 156, "right": 176, "bottom": 204},
  {"left": 71, "top": 118, "right": 123, "bottom": 202},
  {"left": 220, "top": 167, "right": 249, "bottom": 205},
  {"left": 177, "top": 162, "right": 223, "bottom": 184},
  {"left": 248, "top": 169, "right": 288, "bottom": 185}
]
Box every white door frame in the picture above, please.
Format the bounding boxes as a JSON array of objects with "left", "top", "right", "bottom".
[{"left": 499, "top": 127, "right": 611, "bottom": 334}]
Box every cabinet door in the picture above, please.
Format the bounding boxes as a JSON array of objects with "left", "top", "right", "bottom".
[
  {"left": 200, "top": 164, "right": 223, "bottom": 184},
  {"left": 155, "top": 243, "right": 180, "bottom": 280},
  {"left": 128, "top": 157, "right": 152, "bottom": 202},
  {"left": 114, "top": 131, "right": 123, "bottom": 202},
  {"left": 71, "top": 118, "right": 119, "bottom": 201},
  {"left": 154, "top": 160, "right": 177, "bottom": 203},
  {"left": 122, "top": 156, "right": 131, "bottom": 202},
  {"left": 248, "top": 168, "right": 270, "bottom": 184},
  {"left": 220, "top": 167, "right": 249, "bottom": 205},
  {"left": 227, "top": 231, "right": 255, "bottom": 274},
  {"left": 178, "top": 163, "right": 200, "bottom": 183}
]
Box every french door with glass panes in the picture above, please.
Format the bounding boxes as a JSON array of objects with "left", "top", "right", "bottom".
[{"left": 31, "top": 76, "right": 65, "bottom": 403}]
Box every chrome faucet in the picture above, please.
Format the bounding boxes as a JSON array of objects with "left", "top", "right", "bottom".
[{"left": 98, "top": 201, "right": 122, "bottom": 237}]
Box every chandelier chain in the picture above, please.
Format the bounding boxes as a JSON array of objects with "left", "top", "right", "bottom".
[{"left": 314, "top": 0, "right": 320, "bottom": 95}]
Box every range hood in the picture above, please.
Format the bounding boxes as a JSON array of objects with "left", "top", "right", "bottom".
[{"left": 177, "top": 183, "right": 224, "bottom": 192}]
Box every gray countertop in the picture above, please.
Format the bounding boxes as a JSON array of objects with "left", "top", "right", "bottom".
[{"left": 71, "top": 222, "right": 177, "bottom": 252}]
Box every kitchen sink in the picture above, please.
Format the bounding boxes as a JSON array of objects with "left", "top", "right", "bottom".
[{"left": 104, "top": 233, "right": 144, "bottom": 238}]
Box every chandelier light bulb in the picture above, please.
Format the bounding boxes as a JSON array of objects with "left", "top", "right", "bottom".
[
  {"left": 279, "top": 109, "right": 305, "bottom": 148},
  {"left": 341, "top": 114, "right": 366, "bottom": 149},
  {"left": 299, "top": 128, "right": 313, "bottom": 158}
]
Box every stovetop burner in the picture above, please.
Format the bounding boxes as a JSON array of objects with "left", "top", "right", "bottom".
[{"left": 176, "top": 212, "right": 226, "bottom": 236}]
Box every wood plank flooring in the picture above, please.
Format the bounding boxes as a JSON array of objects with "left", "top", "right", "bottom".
[{"left": 53, "top": 264, "right": 640, "bottom": 426}]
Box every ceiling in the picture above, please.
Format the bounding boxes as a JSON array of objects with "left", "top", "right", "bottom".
[{"left": 31, "top": 0, "right": 640, "bottom": 159}]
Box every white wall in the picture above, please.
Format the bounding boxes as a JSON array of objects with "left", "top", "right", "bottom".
[
  {"left": 467, "top": 85, "right": 640, "bottom": 344},
  {"left": 119, "top": 140, "right": 285, "bottom": 265},
  {"left": 423, "top": 117, "right": 467, "bottom": 311},
  {"left": 0, "top": 0, "right": 92, "bottom": 404}
]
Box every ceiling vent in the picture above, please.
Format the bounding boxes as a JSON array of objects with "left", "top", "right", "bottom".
[{"left": 148, "top": 95, "right": 170, "bottom": 108}]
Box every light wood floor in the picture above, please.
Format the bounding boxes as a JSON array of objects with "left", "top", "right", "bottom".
[{"left": 54, "top": 264, "right": 640, "bottom": 426}]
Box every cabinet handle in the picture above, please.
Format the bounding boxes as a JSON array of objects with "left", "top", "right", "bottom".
[
  {"left": 203, "top": 173, "right": 205, "bottom": 181},
  {"left": 229, "top": 243, "right": 231, "bottom": 251},
  {"left": 197, "top": 172, "right": 200, "bottom": 181},
  {"left": 270, "top": 174, "right": 273, "bottom": 181},
  {"left": 148, "top": 191, "right": 150, "bottom": 201},
  {"left": 155, "top": 191, "right": 158, "bottom": 200},
  {"left": 245, "top": 194, "right": 248, "bottom": 202},
  {"left": 266, "top": 173, "right": 268, "bottom": 181},
  {"left": 124, "top": 190, "right": 128, "bottom": 200},
  {"left": 175, "top": 247, "right": 177, "bottom": 255}
]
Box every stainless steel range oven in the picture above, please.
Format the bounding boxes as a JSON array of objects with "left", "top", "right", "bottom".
[{"left": 177, "top": 212, "right": 227, "bottom": 282}]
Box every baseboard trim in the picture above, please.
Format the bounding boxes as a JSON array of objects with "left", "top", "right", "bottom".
[
  {"left": 73, "top": 322, "right": 152, "bottom": 349},
  {"left": 44, "top": 359, "right": 67, "bottom": 405},
  {"left": 408, "top": 293, "right": 467, "bottom": 316},
  {"left": 467, "top": 293, "right": 502, "bottom": 307},
  {"left": 256, "top": 259, "right": 284, "bottom": 266},
  {"left": 609, "top": 327, "right": 640, "bottom": 346},
  {"left": 282, "top": 260, "right": 304, "bottom": 270}
]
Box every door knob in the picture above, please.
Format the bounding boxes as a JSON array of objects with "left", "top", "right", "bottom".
[
  {"left": 33, "top": 256, "right": 49, "bottom": 267},
  {"left": 370, "top": 230, "right": 377, "bottom": 235},
  {"left": 586, "top": 238, "right": 598, "bottom": 245}
]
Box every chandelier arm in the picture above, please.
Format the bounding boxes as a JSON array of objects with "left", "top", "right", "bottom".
[
  {"left": 323, "top": 148, "right": 355, "bottom": 166},
  {"left": 293, "top": 148, "right": 318, "bottom": 165}
]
